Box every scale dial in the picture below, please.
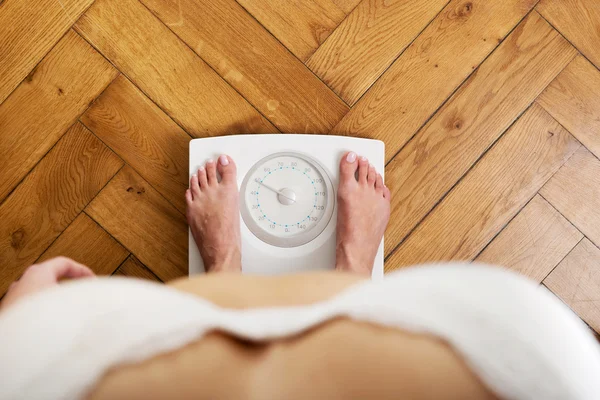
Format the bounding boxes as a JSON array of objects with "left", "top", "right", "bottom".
[{"left": 240, "top": 152, "right": 335, "bottom": 248}]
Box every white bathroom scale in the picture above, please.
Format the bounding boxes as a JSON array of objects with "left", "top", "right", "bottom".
[{"left": 189, "top": 134, "right": 384, "bottom": 280}]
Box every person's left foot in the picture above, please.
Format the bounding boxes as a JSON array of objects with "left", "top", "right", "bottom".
[{"left": 186, "top": 155, "right": 241, "bottom": 273}]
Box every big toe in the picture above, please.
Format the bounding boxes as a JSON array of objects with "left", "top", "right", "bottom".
[
  {"left": 217, "top": 154, "right": 237, "bottom": 184},
  {"left": 339, "top": 152, "right": 358, "bottom": 184}
]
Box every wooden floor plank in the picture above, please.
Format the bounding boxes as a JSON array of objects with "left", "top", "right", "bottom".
[
  {"left": 0, "top": 30, "right": 118, "bottom": 203},
  {"left": 331, "top": 0, "right": 362, "bottom": 14},
  {"left": 3, "top": 0, "right": 598, "bottom": 309},
  {"left": 85, "top": 166, "right": 188, "bottom": 282},
  {"left": 141, "top": 0, "right": 348, "bottom": 133},
  {"left": 306, "top": 0, "right": 448, "bottom": 105},
  {"left": 235, "top": 0, "right": 346, "bottom": 61},
  {"left": 476, "top": 195, "right": 582, "bottom": 283},
  {"left": 537, "top": 0, "right": 600, "bottom": 70},
  {"left": 0, "top": 123, "right": 123, "bottom": 295},
  {"left": 74, "top": 0, "right": 276, "bottom": 137},
  {"left": 81, "top": 75, "right": 190, "bottom": 214},
  {"left": 540, "top": 147, "right": 600, "bottom": 249},
  {"left": 382, "top": 13, "right": 576, "bottom": 256},
  {"left": 37, "top": 213, "right": 129, "bottom": 277},
  {"left": 114, "top": 255, "right": 162, "bottom": 282},
  {"left": 537, "top": 56, "right": 600, "bottom": 160},
  {"left": 331, "top": 0, "right": 538, "bottom": 161},
  {"left": 0, "top": 0, "right": 95, "bottom": 104},
  {"left": 544, "top": 238, "right": 600, "bottom": 333},
  {"left": 385, "top": 105, "right": 580, "bottom": 271}
]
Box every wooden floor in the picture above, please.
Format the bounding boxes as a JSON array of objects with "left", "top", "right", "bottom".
[{"left": 1, "top": 0, "right": 600, "bottom": 334}]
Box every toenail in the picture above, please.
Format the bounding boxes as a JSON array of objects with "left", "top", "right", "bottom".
[
  {"left": 192, "top": 174, "right": 197, "bottom": 178},
  {"left": 346, "top": 152, "right": 357, "bottom": 163},
  {"left": 219, "top": 155, "right": 229, "bottom": 166},
  {"left": 198, "top": 166, "right": 204, "bottom": 171},
  {"left": 206, "top": 159, "right": 214, "bottom": 164},
  {"left": 361, "top": 156, "right": 368, "bottom": 162}
]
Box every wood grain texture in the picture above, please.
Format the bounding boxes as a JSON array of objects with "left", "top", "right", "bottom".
[
  {"left": 540, "top": 147, "right": 600, "bottom": 249},
  {"left": 544, "top": 239, "right": 600, "bottom": 333},
  {"left": 306, "top": 0, "right": 448, "bottom": 105},
  {"left": 385, "top": 105, "right": 580, "bottom": 271},
  {"left": 141, "top": 0, "right": 348, "bottom": 133},
  {"left": 476, "top": 195, "right": 582, "bottom": 283},
  {"left": 81, "top": 75, "right": 190, "bottom": 214},
  {"left": 86, "top": 166, "right": 187, "bottom": 282},
  {"left": 537, "top": 56, "right": 600, "bottom": 160},
  {"left": 331, "top": 0, "right": 362, "bottom": 14},
  {"left": 0, "top": 0, "right": 95, "bottom": 104},
  {"left": 332, "top": 0, "right": 538, "bottom": 161},
  {"left": 537, "top": 0, "right": 600, "bottom": 70},
  {"left": 1, "top": 0, "right": 598, "bottom": 315},
  {"left": 383, "top": 13, "right": 576, "bottom": 256},
  {"left": 0, "top": 123, "right": 123, "bottom": 295},
  {"left": 0, "top": 30, "right": 117, "bottom": 203},
  {"left": 37, "top": 213, "right": 129, "bottom": 276},
  {"left": 115, "top": 255, "right": 162, "bottom": 282},
  {"left": 74, "top": 0, "right": 276, "bottom": 137},
  {"left": 236, "top": 0, "right": 346, "bottom": 61}
]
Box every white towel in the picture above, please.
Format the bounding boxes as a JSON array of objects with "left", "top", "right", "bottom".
[{"left": 1, "top": 263, "right": 599, "bottom": 400}]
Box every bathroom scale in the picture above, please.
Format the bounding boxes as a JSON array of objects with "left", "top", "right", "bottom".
[{"left": 189, "top": 134, "right": 384, "bottom": 280}]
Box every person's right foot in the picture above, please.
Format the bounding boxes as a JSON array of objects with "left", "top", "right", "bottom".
[{"left": 335, "top": 152, "right": 391, "bottom": 275}]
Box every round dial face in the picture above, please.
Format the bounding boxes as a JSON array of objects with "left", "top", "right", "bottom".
[{"left": 240, "top": 152, "right": 335, "bottom": 248}]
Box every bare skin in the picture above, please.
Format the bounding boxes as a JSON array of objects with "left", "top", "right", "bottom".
[
  {"left": 91, "top": 170, "right": 494, "bottom": 400},
  {"left": 0, "top": 153, "right": 496, "bottom": 400},
  {"left": 335, "top": 152, "right": 390, "bottom": 275},
  {"left": 186, "top": 152, "right": 390, "bottom": 275},
  {"left": 186, "top": 155, "right": 241, "bottom": 273},
  {"left": 88, "top": 273, "right": 497, "bottom": 400}
]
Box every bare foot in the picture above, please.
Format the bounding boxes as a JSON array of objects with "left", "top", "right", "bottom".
[
  {"left": 335, "top": 152, "right": 391, "bottom": 275},
  {"left": 186, "top": 155, "right": 241, "bottom": 273}
]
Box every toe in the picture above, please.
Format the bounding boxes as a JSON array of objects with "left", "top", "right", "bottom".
[
  {"left": 383, "top": 185, "right": 391, "bottom": 200},
  {"left": 190, "top": 173, "right": 200, "bottom": 197},
  {"left": 185, "top": 189, "right": 193, "bottom": 205},
  {"left": 339, "top": 152, "right": 359, "bottom": 184},
  {"left": 358, "top": 156, "right": 369, "bottom": 184},
  {"left": 198, "top": 166, "right": 208, "bottom": 188},
  {"left": 375, "top": 174, "right": 384, "bottom": 192},
  {"left": 217, "top": 154, "right": 237, "bottom": 184},
  {"left": 206, "top": 160, "right": 217, "bottom": 185},
  {"left": 367, "top": 164, "right": 377, "bottom": 187}
]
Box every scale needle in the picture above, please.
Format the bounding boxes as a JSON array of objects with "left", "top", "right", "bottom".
[{"left": 255, "top": 178, "right": 296, "bottom": 203}]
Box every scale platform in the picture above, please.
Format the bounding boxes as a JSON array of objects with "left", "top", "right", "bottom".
[{"left": 189, "top": 134, "right": 384, "bottom": 280}]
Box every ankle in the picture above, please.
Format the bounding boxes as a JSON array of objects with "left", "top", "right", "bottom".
[
  {"left": 335, "top": 249, "right": 372, "bottom": 276},
  {"left": 206, "top": 249, "right": 241, "bottom": 273}
]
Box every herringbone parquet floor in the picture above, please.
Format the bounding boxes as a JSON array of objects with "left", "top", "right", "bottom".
[{"left": 1, "top": 0, "right": 600, "bottom": 336}]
